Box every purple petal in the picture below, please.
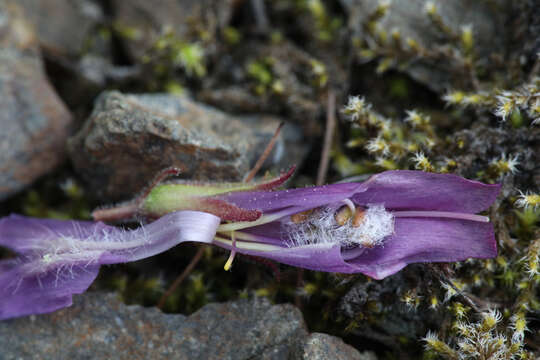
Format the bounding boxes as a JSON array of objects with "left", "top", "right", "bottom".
[
  {"left": 0, "top": 211, "right": 220, "bottom": 264},
  {"left": 344, "top": 217, "right": 497, "bottom": 279},
  {"left": 220, "top": 171, "right": 499, "bottom": 214},
  {"left": 220, "top": 182, "right": 362, "bottom": 213},
  {"left": 0, "top": 211, "right": 221, "bottom": 320},
  {"left": 352, "top": 170, "right": 500, "bottom": 213},
  {"left": 0, "top": 260, "right": 100, "bottom": 320}
]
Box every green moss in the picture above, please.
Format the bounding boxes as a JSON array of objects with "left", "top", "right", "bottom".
[
  {"left": 112, "top": 22, "right": 141, "bottom": 40},
  {"left": 223, "top": 26, "right": 241, "bottom": 45}
]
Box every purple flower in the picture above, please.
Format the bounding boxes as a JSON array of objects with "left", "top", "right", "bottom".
[
  {"left": 207, "top": 170, "right": 500, "bottom": 279},
  {"left": 0, "top": 170, "right": 499, "bottom": 320},
  {"left": 0, "top": 211, "right": 220, "bottom": 320}
]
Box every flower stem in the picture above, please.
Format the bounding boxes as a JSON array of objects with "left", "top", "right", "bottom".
[{"left": 92, "top": 203, "right": 138, "bottom": 222}]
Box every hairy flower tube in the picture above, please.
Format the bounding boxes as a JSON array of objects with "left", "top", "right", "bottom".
[{"left": 0, "top": 211, "right": 220, "bottom": 320}]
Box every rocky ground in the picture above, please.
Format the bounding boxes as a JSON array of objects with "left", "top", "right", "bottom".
[
  {"left": 0, "top": 293, "right": 375, "bottom": 360},
  {"left": 0, "top": 0, "right": 539, "bottom": 359}
]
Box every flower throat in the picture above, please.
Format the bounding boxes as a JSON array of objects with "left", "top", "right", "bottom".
[{"left": 285, "top": 203, "right": 395, "bottom": 248}]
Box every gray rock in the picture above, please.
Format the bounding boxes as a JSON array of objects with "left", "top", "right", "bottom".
[
  {"left": 0, "top": 1, "right": 72, "bottom": 200},
  {"left": 111, "top": 0, "right": 233, "bottom": 61},
  {"left": 68, "top": 91, "right": 307, "bottom": 201},
  {"left": 341, "top": 0, "right": 506, "bottom": 92},
  {"left": 0, "top": 292, "right": 374, "bottom": 359},
  {"left": 0, "top": 293, "right": 308, "bottom": 360},
  {"left": 14, "top": 0, "right": 103, "bottom": 57},
  {"left": 291, "top": 333, "right": 377, "bottom": 360}
]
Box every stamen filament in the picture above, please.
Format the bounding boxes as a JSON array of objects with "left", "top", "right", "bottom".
[
  {"left": 213, "top": 236, "right": 281, "bottom": 252},
  {"left": 342, "top": 198, "right": 356, "bottom": 213},
  {"left": 392, "top": 211, "right": 489, "bottom": 223},
  {"left": 225, "top": 231, "right": 271, "bottom": 243}
]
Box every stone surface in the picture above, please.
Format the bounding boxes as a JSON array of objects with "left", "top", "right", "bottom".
[
  {"left": 0, "top": 1, "right": 73, "bottom": 200},
  {"left": 0, "top": 293, "right": 371, "bottom": 360},
  {"left": 341, "top": 0, "right": 506, "bottom": 93},
  {"left": 111, "top": 0, "right": 233, "bottom": 61},
  {"left": 68, "top": 91, "right": 307, "bottom": 201},
  {"left": 291, "top": 333, "right": 377, "bottom": 360},
  {"left": 14, "top": 0, "right": 103, "bottom": 57}
]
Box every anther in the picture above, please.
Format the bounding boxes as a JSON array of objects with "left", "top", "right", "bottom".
[
  {"left": 352, "top": 208, "right": 366, "bottom": 227},
  {"left": 291, "top": 209, "right": 314, "bottom": 224},
  {"left": 334, "top": 206, "right": 353, "bottom": 226}
]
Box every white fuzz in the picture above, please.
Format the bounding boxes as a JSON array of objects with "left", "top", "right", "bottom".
[
  {"left": 30, "top": 224, "right": 150, "bottom": 274},
  {"left": 515, "top": 190, "right": 540, "bottom": 209},
  {"left": 285, "top": 204, "right": 394, "bottom": 248},
  {"left": 365, "top": 136, "right": 390, "bottom": 156},
  {"left": 342, "top": 96, "right": 370, "bottom": 122}
]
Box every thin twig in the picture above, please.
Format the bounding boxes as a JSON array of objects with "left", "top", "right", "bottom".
[
  {"left": 158, "top": 246, "right": 206, "bottom": 310},
  {"left": 243, "top": 122, "right": 284, "bottom": 183},
  {"left": 316, "top": 89, "right": 336, "bottom": 186}
]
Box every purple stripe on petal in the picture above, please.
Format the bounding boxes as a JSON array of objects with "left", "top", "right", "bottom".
[
  {"left": 352, "top": 170, "right": 500, "bottom": 213},
  {"left": 0, "top": 263, "right": 100, "bottom": 320},
  {"left": 98, "top": 210, "right": 221, "bottom": 263}
]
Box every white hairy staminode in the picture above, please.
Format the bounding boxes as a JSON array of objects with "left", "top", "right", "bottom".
[{"left": 285, "top": 204, "right": 394, "bottom": 248}]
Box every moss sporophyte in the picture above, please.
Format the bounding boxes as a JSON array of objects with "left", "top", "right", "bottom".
[{"left": 1, "top": 168, "right": 499, "bottom": 320}]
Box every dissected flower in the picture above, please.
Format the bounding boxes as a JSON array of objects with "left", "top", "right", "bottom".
[
  {"left": 1, "top": 170, "right": 499, "bottom": 320},
  {"left": 95, "top": 170, "right": 499, "bottom": 278},
  {"left": 0, "top": 211, "right": 220, "bottom": 320}
]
